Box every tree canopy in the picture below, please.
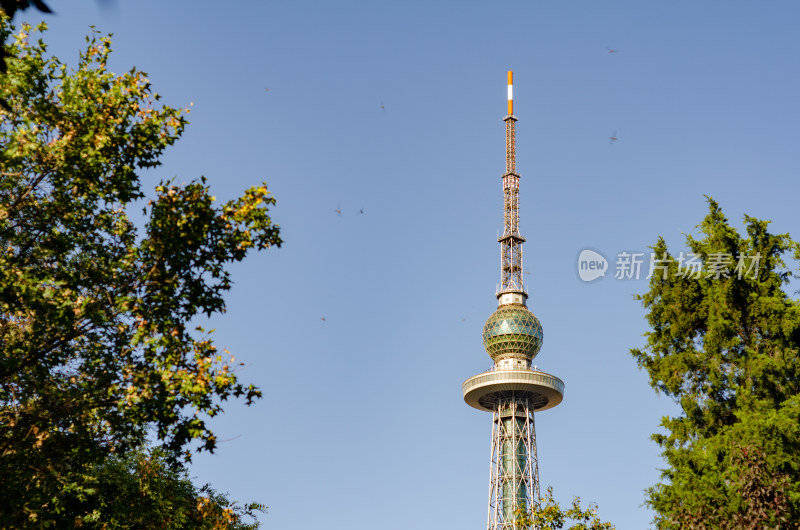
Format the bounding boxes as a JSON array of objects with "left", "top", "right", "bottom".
[
  {"left": 63, "top": 446, "right": 266, "bottom": 529},
  {"left": 0, "top": 17, "right": 280, "bottom": 525},
  {"left": 514, "top": 487, "right": 615, "bottom": 530},
  {"left": 632, "top": 198, "right": 800, "bottom": 528}
]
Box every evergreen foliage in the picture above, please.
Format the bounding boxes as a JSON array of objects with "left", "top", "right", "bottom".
[{"left": 632, "top": 198, "right": 800, "bottom": 528}]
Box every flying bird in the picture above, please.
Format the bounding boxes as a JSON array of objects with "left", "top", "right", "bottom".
[
  {"left": 360, "top": 208, "right": 364, "bottom": 214},
  {"left": 609, "top": 131, "right": 618, "bottom": 144},
  {"left": 320, "top": 317, "right": 326, "bottom": 322},
  {"left": 606, "top": 47, "right": 618, "bottom": 54},
  {"left": 334, "top": 207, "right": 342, "bottom": 216},
  {"left": 380, "top": 101, "right": 386, "bottom": 111}
]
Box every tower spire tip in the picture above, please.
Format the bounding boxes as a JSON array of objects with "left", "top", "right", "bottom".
[{"left": 507, "top": 71, "right": 513, "bottom": 115}]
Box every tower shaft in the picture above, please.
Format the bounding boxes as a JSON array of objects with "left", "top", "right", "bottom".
[{"left": 488, "top": 393, "right": 540, "bottom": 529}]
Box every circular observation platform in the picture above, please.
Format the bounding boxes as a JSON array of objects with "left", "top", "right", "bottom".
[{"left": 463, "top": 368, "right": 564, "bottom": 412}]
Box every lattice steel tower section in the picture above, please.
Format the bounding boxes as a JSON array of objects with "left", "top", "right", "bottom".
[{"left": 463, "top": 71, "right": 565, "bottom": 530}]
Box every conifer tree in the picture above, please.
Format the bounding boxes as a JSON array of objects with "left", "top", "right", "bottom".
[{"left": 632, "top": 198, "right": 800, "bottom": 528}]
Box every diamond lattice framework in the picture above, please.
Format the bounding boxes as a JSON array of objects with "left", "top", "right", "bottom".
[{"left": 482, "top": 305, "right": 543, "bottom": 361}]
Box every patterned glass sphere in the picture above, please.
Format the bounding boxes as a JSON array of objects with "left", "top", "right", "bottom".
[{"left": 482, "top": 305, "right": 543, "bottom": 361}]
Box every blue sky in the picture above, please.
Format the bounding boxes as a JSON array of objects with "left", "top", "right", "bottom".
[{"left": 25, "top": 1, "right": 800, "bottom": 528}]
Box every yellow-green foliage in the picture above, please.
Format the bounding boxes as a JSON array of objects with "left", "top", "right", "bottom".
[
  {"left": 0, "top": 17, "right": 280, "bottom": 526},
  {"left": 514, "top": 487, "right": 615, "bottom": 530}
]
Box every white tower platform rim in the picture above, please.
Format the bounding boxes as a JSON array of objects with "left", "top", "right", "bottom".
[{"left": 462, "top": 369, "right": 564, "bottom": 412}]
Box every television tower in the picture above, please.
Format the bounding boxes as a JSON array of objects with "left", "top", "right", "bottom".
[{"left": 463, "top": 71, "right": 565, "bottom": 530}]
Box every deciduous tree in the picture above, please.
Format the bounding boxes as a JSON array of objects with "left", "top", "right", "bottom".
[
  {"left": 0, "top": 17, "right": 280, "bottom": 525},
  {"left": 514, "top": 487, "right": 615, "bottom": 530},
  {"left": 64, "top": 446, "right": 266, "bottom": 529}
]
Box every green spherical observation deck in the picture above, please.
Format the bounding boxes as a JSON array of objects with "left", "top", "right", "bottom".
[{"left": 482, "top": 304, "right": 543, "bottom": 361}]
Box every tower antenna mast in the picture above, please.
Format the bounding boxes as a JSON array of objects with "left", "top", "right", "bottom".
[{"left": 499, "top": 70, "right": 525, "bottom": 297}]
